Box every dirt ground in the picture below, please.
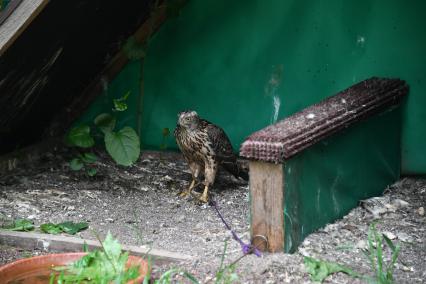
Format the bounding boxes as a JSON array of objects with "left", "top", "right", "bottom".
[{"left": 0, "top": 146, "right": 425, "bottom": 283}]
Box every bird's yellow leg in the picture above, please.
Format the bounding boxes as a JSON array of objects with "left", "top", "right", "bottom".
[
  {"left": 180, "top": 179, "right": 197, "bottom": 197},
  {"left": 199, "top": 185, "right": 209, "bottom": 203}
]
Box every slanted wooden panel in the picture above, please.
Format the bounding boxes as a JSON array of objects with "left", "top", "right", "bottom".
[
  {"left": 0, "top": 0, "right": 48, "bottom": 55},
  {"left": 249, "top": 161, "right": 284, "bottom": 252}
]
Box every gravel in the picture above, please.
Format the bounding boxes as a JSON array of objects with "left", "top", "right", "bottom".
[{"left": 0, "top": 147, "right": 425, "bottom": 283}]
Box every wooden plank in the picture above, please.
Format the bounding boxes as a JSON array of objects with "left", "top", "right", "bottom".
[
  {"left": 0, "top": 0, "right": 49, "bottom": 56},
  {"left": 249, "top": 161, "right": 284, "bottom": 252},
  {"left": 0, "top": 230, "right": 192, "bottom": 265},
  {"left": 0, "top": 0, "right": 24, "bottom": 26}
]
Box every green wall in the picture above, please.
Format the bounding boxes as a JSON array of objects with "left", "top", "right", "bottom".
[{"left": 82, "top": 0, "right": 426, "bottom": 174}]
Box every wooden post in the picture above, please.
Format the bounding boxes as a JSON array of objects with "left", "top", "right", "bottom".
[{"left": 249, "top": 161, "right": 284, "bottom": 252}]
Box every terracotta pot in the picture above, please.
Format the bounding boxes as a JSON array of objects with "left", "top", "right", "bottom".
[{"left": 0, "top": 252, "right": 149, "bottom": 284}]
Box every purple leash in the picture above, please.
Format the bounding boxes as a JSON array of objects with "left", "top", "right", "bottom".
[{"left": 210, "top": 200, "right": 262, "bottom": 257}]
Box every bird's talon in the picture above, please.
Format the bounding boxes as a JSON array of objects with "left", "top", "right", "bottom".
[{"left": 199, "top": 194, "right": 208, "bottom": 203}]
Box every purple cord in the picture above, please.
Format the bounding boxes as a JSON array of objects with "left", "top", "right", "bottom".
[{"left": 210, "top": 200, "right": 262, "bottom": 257}]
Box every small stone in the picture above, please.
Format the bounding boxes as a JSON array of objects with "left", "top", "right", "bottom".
[
  {"left": 392, "top": 199, "right": 409, "bottom": 208},
  {"left": 140, "top": 186, "right": 150, "bottom": 192},
  {"left": 177, "top": 215, "right": 185, "bottom": 223},
  {"left": 356, "top": 240, "right": 368, "bottom": 250},
  {"left": 383, "top": 231, "right": 396, "bottom": 240},
  {"left": 397, "top": 232, "right": 413, "bottom": 243},
  {"left": 418, "top": 207, "right": 425, "bottom": 216},
  {"left": 384, "top": 203, "right": 398, "bottom": 212},
  {"left": 162, "top": 175, "right": 172, "bottom": 181},
  {"left": 342, "top": 224, "right": 358, "bottom": 232},
  {"left": 298, "top": 247, "right": 309, "bottom": 256},
  {"left": 105, "top": 218, "right": 114, "bottom": 223}
]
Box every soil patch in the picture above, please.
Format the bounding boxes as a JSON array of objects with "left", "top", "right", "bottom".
[{"left": 0, "top": 147, "right": 425, "bottom": 283}]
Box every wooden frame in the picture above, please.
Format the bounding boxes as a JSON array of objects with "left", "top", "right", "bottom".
[{"left": 249, "top": 161, "right": 284, "bottom": 252}]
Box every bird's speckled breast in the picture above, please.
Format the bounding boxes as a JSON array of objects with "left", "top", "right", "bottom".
[{"left": 174, "top": 125, "right": 213, "bottom": 163}]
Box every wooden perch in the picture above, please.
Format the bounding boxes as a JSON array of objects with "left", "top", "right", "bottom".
[
  {"left": 240, "top": 77, "right": 408, "bottom": 163},
  {"left": 240, "top": 77, "right": 408, "bottom": 252}
]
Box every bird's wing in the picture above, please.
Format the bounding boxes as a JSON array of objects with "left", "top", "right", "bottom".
[{"left": 203, "top": 120, "right": 236, "bottom": 161}]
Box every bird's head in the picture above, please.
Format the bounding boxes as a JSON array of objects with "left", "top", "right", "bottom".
[{"left": 177, "top": 110, "right": 200, "bottom": 130}]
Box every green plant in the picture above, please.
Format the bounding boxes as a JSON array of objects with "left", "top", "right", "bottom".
[
  {"left": 304, "top": 223, "right": 401, "bottom": 284},
  {"left": 214, "top": 240, "right": 239, "bottom": 284},
  {"left": 1, "top": 218, "right": 34, "bottom": 232},
  {"left": 304, "top": 256, "right": 361, "bottom": 283},
  {"left": 363, "top": 223, "right": 401, "bottom": 284},
  {"left": 40, "top": 221, "right": 88, "bottom": 235},
  {"left": 70, "top": 152, "right": 98, "bottom": 176},
  {"left": 141, "top": 240, "right": 240, "bottom": 284},
  {"left": 66, "top": 92, "right": 140, "bottom": 173},
  {"left": 50, "top": 232, "right": 140, "bottom": 284}
]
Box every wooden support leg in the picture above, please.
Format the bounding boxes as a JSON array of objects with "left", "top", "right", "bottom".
[{"left": 249, "top": 161, "right": 284, "bottom": 252}]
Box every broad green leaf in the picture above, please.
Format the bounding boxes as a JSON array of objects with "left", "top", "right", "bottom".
[
  {"left": 304, "top": 256, "right": 360, "bottom": 283},
  {"left": 86, "top": 168, "right": 97, "bottom": 177},
  {"left": 80, "top": 152, "right": 98, "bottom": 164},
  {"left": 113, "top": 92, "right": 130, "bottom": 112},
  {"left": 94, "top": 113, "right": 116, "bottom": 134},
  {"left": 4, "top": 219, "right": 34, "bottom": 231},
  {"left": 104, "top": 127, "right": 140, "bottom": 166},
  {"left": 58, "top": 221, "right": 89, "bottom": 235},
  {"left": 67, "top": 125, "right": 95, "bottom": 148},
  {"left": 53, "top": 233, "right": 140, "bottom": 283},
  {"left": 41, "top": 223, "right": 63, "bottom": 234},
  {"left": 70, "top": 158, "right": 84, "bottom": 171},
  {"left": 103, "top": 232, "right": 123, "bottom": 260}
]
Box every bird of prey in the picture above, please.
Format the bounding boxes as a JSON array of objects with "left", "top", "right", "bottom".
[{"left": 174, "top": 110, "right": 248, "bottom": 203}]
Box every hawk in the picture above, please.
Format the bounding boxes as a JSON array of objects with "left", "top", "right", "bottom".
[{"left": 174, "top": 110, "right": 248, "bottom": 203}]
